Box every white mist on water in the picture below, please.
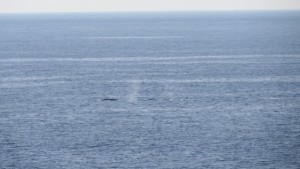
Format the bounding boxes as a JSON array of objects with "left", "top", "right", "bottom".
[
  {"left": 164, "top": 83, "right": 174, "bottom": 101},
  {"left": 127, "top": 80, "right": 141, "bottom": 103}
]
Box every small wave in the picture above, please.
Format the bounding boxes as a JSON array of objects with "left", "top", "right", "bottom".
[
  {"left": 91, "top": 104, "right": 299, "bottom": 113},
  {"left": 0, "top": 81, "right": 68, "bottom": 89},
  {"left": 0, "top": 76, "right": 74, "bottom": 82},
  {"left": 1, "top": 55, "right": 299, "bottom": 63},
  {"left": 106, "top": 76, "right": 300, "bottom": 83},
  {"left": 75, "top": 36, "right": 185, "bottom": 39}
]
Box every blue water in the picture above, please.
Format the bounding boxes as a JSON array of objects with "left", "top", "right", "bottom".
[{"left": 0, "top": 11, "right": 300, "bottom": 168}]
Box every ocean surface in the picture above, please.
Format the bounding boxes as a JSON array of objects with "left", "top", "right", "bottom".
[{"left": 0, "top": 11, "right": 300, "bottom": 168}]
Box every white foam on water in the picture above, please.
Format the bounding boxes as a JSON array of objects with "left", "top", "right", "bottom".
[
  {"left": 1, "top": 55, "right": 299, "bottom": 63},
  {"left": 97, "top": 104, "right": 299, "bottom": 114},
  {"left": 0, "top": 51, "right": 46, "bottom": 54},
  {"left": 0, "top": 76, "right": 75, "bottom": 82},
  {"left": 0, "top": 56, "right": 187, "bottom": 62},
  {"left": 0, "top": 42, "right": 26, "bottom": 45},
  {"left": 77, "top": 36, "right": 185, "bottom": 39},
  {"left": 0, "top": 81, "right": 68, "bottom": 89},
  {"left": 145, "top": 50, "right": 196, "bottom": 53},
  {"left": 101, "top": 60, "right": 300, "bottom": 65},
  {"left": 107, "top": 76, "right": 300, "bottom": 83}
]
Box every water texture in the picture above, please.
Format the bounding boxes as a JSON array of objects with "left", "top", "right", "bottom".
[{"left": 0, "top": 11, "right": 300, "bottom": 168}]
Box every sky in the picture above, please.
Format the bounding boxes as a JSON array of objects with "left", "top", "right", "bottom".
[{"left": 0, "top": 0, "right": 300, "bottom": 13}]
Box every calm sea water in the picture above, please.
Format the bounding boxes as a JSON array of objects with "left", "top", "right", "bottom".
[{"left": 0, "top": 11, "right": 300, "bottom": 168}]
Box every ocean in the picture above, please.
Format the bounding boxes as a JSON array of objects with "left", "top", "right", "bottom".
[{"left": 0, "top": 11, "right": 300, "bottom": 168}]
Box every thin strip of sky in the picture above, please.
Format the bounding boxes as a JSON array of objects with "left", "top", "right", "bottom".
[{"left": 0, "top": 0, "right": 300, "bottom": 13}]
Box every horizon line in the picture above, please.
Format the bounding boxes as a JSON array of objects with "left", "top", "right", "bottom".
[{"left": 0, "top": 9, "right": 300, "bottom": 14}]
